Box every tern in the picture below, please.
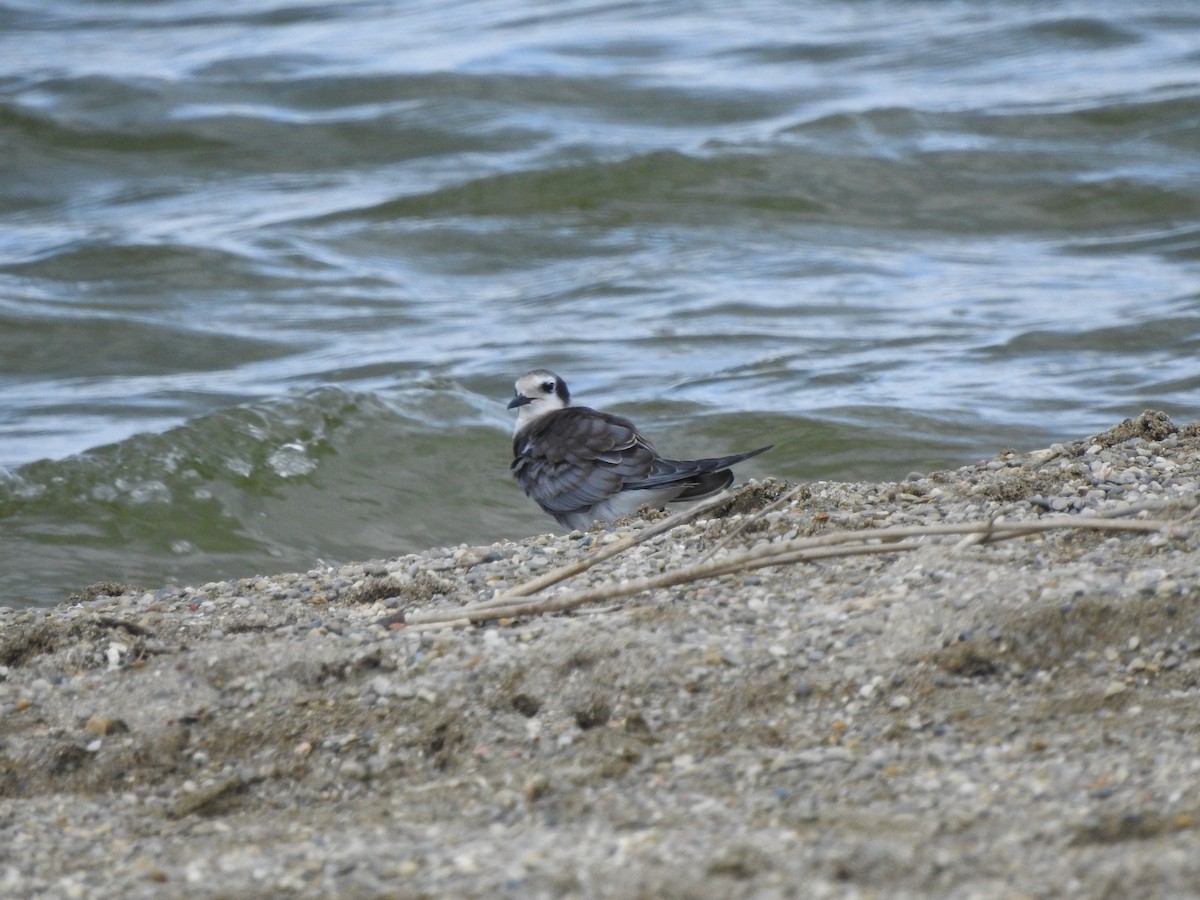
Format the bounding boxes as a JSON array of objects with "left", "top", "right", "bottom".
[{"left": 508, "top": 369, "right": 771, "bottom": 530}]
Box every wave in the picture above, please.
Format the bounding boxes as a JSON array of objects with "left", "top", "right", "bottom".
[
  {"left": 0, "top": 388, "right": 508, "bottom": 607},
  {"left": 308, "top": 127, "right": 1200, "bottom": 236}
]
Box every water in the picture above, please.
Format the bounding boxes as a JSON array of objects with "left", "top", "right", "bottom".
[{"left": 2, "top": 1, "right": 1199, "bottom": 607}]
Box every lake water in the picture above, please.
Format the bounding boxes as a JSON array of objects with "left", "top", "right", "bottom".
[{"left": 3, "top": 0, "right": 1200, "bottom": 607}]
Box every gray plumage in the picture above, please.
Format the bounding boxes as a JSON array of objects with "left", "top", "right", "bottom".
[{"left": 508, "top": 369, "right": 771, "bottom": 530}]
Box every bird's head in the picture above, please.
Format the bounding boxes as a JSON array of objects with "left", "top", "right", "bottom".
[{"left": 508, "top": 369, "right": 570, "bottom": 431}]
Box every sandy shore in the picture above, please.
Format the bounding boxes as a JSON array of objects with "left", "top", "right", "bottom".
[{"left": 3, "top": 411, "right": 1200, "bottom": 898}]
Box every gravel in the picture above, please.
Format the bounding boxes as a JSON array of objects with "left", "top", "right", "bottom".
[{"left": 3, "top": 410, "right": 1200, "bottom": 898}]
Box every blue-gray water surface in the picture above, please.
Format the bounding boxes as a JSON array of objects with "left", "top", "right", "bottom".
[{"left": 2, "top": 1, "right": 1200, "bottom": 607}]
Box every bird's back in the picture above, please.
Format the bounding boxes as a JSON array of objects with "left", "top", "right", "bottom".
[{"left": 511, "top": 406, "right": 657, "bottom": 520}]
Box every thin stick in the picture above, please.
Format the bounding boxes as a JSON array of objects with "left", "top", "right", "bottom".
[
  {"left": 954, "top": 512, "right": 999, "bottom": 550},
  {"left": 472, "top": 541, "right": 931, "bottom": 622},
  {"left": 469, "top": 491, "right": 732, "bottom": 609},
  {"left": 699, "top": 482, "right": 806, "bottom": 562},
  {"left": 405, "top": 618, "right": 473, "bottom": 633},
  {"left": 404, "top": 512, "right": 1182, "bottom": 629}
]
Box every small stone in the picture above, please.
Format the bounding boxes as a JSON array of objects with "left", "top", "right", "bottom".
[
  {"left": 106, "top": 643, "right": 126, "bottom": 669},
  {"left": 523, "top": 774, "right": 551, "bottom": 800},
  {"left": 84, "top": 716, "right": 130, "bottom": 737},
  {"left": 453, "top": 854, "right": 480, "bottom": 875},
  {"left": 396, "top": 860, "right": 420, "bottom": 877},
  {"left": 1103, "top": 682, "right": 1127, "bottom": 699}
]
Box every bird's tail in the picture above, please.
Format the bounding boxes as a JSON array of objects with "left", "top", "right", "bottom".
[{"left": 623, "top": 445, "right": 773, "bottom": 493}]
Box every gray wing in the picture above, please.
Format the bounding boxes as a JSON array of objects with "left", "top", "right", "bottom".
[{"left": 511, "top": 407, "right": 657, "bottom": 515}]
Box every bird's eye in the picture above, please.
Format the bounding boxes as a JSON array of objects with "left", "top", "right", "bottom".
[{"left": 541, "top": 381, "right": 555, "bottom": 394}]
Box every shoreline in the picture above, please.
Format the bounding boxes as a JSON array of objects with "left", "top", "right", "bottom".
[{"left": 3, "top": 411, "right": 1200, "bottom": 897}]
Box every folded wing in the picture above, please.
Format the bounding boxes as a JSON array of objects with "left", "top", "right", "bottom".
[{"left": 511, "top": 407, "right": 658, "bottom": 515}]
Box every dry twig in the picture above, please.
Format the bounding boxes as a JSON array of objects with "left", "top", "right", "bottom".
[
  {"left": 404, "top": 508, "right": 1184, "bottom": 631},
  {"left": 468, "top": 491, "right": 732, "bottom": 610},
  {"left": 699, "top": 482, "right": 807, "bottom": 562}
]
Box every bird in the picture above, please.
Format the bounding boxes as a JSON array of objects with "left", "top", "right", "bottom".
[{"left": 507, "top": 369, "right": 771, "bottom": 530}]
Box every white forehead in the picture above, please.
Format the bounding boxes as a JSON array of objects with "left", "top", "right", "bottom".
[{"left": 515, "top": 369, "right": 560, "bottom": 394}]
